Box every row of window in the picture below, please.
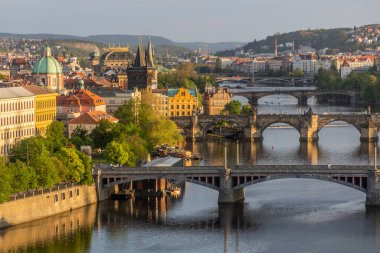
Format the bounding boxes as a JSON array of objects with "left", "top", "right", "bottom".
[
  {"left": 0, "top": 127, "right": 34, "bottom": 141},
  {"left": 0, "top": 100, "right": 34, "bottom": 112},
  {"left": 36, "top": 100, "right": 55, "bottom": 109},
  {"left": 36, "top": 113, "right": 55, "bottom": 122},
  {"left": 0, "top": 114, "right": 34, "bottom": 126},
  {"left": 170, "top": 111, "right": 193, "bottom": 116},
  {"left": 170, "top": 105, "right": 197, "bottom": 110},
  {"left": 54, "top": 189, "right": 80, "bottom": 202}
]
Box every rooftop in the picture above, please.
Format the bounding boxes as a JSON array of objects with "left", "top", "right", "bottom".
[{"left": 0, "top": 87, "right": 34, "bottom": 99}]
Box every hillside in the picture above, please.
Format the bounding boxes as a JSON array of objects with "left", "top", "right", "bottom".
[
  {"left": 216, "top": 25, "right": 380, "bottom": 56},
  {"left": 0, "top": 33, "right": 242, "bottom": 52}
]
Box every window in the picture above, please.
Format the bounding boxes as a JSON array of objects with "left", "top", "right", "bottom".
[
  {"left": 76, "top": 189, "right": 80, "bottom": 196},
  {"left": 54, "top": 194, "right": 59, "bottom": 202},
  {"left": 61, "top": 192, "right": 66, "bottom": 200},
  {"left": 69, "top": 191, "right": 73, "bottom": 198}
]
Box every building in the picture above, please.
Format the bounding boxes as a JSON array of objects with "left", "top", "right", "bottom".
[
  {"left": 99, "top": 47, "right": 132, "bottom": 71},
  {"left": 32, "top": 47, "right": 64, "bottom": 92},
  {"left": 340, "top": 60, "right": 352, "bottom": 79},
  {"left": 203, "top": 87, "right": 232, "bottom": 115},
  {"left": 56, "top": 82, "right": 106, "bottom": 121},
  {"left": 151, "top": 90, "right": 169, "bottom": 117},
  {"left": 293, "top": 54, "right": 319, "bottom": 75},
  {"left": 90, "top": 87, "right": 141, "bottom": 114},
  {"left": 0, "top": 87, "right": 35, "bottom": 154},
  {"left": 23, "top": 85, "right": 57, "bottom": 136},
  {"left": 127, "top": 38, "right": 158, "bottom": 91},
  {"left": 67, "top": 111, "right": 118, "bottom": 138},
  {"left": 167, "top": 88, "right": 198, "bottom": 117}
]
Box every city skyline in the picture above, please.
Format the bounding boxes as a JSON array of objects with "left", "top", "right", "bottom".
[{"left": 0, "top": 0, "right": 379, "bottom": 42}]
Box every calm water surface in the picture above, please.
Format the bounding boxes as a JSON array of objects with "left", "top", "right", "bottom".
[{"left": 2, "top": 90, "right": 380, "bottom": 253}]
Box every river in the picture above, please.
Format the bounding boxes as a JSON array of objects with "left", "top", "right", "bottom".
[{"left": 1, "top": 86, "right": 380, "bottom": 253}]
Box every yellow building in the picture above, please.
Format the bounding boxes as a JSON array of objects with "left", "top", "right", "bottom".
[
  {"left": 23, "top": 85, "right": 57, "bottom": 136},
  {"left": 167, "top": 88, "right": 198, "bottom": 117}
]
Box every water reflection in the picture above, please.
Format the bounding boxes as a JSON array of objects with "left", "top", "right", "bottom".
[{"left": 0, "top": 204, "right": 96, "bottom": 253}]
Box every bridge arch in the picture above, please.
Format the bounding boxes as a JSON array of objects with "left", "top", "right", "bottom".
[
  {"left": 233, "top": 175, "right": 367, "bottom": 193},
  {"left": 259, "top": 120, "right": 302, "bottom": 136},
  {"left": 316, "top": 118, "right": 362, "bottom": 134},
  {"left": 103, "top": 175, "right": 220, "bottom": 191},
  {"left": 201, "top": 117, "right": 243, "bottom": 138}
]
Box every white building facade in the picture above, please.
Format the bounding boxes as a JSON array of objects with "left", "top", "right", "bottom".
[{"left": 0, "top": 87, "right": 35, "bottom": 154}]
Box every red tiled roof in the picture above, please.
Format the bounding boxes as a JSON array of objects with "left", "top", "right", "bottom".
[{"left": 68, "top": 111, "right": 118, "bottom": 125}]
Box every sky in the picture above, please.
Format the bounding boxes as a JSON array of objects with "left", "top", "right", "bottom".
[{"left": 0, "top": 0, "right": 379, "bottom": 42}]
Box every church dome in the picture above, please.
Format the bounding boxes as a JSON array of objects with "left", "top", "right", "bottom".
[{"left": 32, "top": 47, "right": 63, "bottom": 75}]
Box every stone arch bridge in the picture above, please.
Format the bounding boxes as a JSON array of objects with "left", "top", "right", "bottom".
[
  {"left": 232, "top": 90, "right": 360, "bottom": 106},
  {"left": 94, "top": 165, "right": 380, "bottom": 206},
  {"left": 171, "top": 113, "right": 380, "bottom": 143}
]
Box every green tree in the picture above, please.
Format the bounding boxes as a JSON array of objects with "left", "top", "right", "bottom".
[
  {"left": 215, "top": 58, "right": 223, "bottom": 73},
  {"left": 45, "top": 122, "right": 68, "bottom": 153},
  {"left": 241, "top": 104, "right": 252, "bottom": 115},
  {"left": 222, "top": 100, "right": 242, "bottom": 115},
  {"left": 33, "top": 155, "right": 60, "bottom": 188},
  {"left": 0, "top": 158, "right": 13, "bottom": 202},
  {"left": 293, "top": 68, "right": 305, "bottom": 77},
  {"left": 10, "top": 161, "right": 37, "bottom": 192},
  {"left": 70, "top": 126, "right": 93, "bottom": 149},
  {"left": 77, "top": 151, "right": 93, "bottom": 185},
  {"left": 90, "top": 120, "right": 116, "bottom": 149},
  {"left": 57, "top": 147, "right": 86, "bottom": 183},
  {"left": 104, "top": 141, "right": 130, "bottom": 166},
  {"left": 8, "top": 136, "right": 49, "bottom": 164}
]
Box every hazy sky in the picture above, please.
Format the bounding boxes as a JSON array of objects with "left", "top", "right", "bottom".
[{"left": 1, "top": 0, "right": 379, "bottom": 42}]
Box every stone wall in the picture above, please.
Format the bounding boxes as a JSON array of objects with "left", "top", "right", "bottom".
[{"left": 0, "top": 185, "right": 97, "bottom": 229}]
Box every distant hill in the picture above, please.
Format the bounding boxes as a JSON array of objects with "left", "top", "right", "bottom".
[
  {"left": 216, "top": 25, "right": 380, "bottom": 56},
  {"left": 0, "top": 33, "right": 243, "bottom": 52}
]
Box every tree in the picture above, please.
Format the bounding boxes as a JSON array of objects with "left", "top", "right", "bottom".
[
  {"left": 10, "top": 161, "right": 37, "bottom": 192},
  {"left": 241, "top": 104, "right": 252, "bottom": 115},
  {"left": 293, "top": 68, "right": 305, "bottom": 77},
  {"left": 90, "top": 120, "right": 116, "bottom": 149},
  {"left": 104, "top": 141, "right": 130, "bottom": 166},
  {"left": 33, "top": 155, "right": 60, "bottom": 188},
  {"left": 70, "top": 126, "right": 93, "bottom": 149},
  {"left": 215, "top": 58, "right": 223, "bottom": 73},
  {"left": 222, "top": 100, "right": 242, "bottom": 115},
  {"left": 57, "top": 147, "right": 86, "bottom": 183},
  {"left": 8, "top": 136, "right": 50, "bottom": 164},
  {"left": 0, "top": 158, "right": 13, "bottom": 202},
  {"left": 45, "top": 122, "right": 68, "bottom": 153}
]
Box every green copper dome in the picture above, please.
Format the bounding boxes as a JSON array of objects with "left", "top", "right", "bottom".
[{"left": 32, "top": 47, "right": 63, "bottom": 75}]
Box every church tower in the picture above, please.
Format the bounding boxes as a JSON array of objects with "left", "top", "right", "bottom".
[{"left": 127, "top": 37, "right": 158, "bottom": 91}]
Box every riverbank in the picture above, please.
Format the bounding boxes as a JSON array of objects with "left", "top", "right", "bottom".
[{"left": 0, "top": 184, "right": 97, "bottom": 229}]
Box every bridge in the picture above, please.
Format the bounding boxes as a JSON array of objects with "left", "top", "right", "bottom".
[
  {"left": 232, "top": 89, "right": 360, "bottom": 106},
  {"left": 93, "top": 164, "right": 380, "bottom": 206},
  {"left": 215, "top": 76, "right": 313, "bottom": 85},
  {"left": 171, "top": 113, "right": 380, "bottom": 142}
]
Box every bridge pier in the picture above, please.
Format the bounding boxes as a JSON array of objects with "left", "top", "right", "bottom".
[
  {"left": 360, "top": 127, "right": 379, "bottom": 143},
  {"left": 298, "top": 96, "right": 308, "bottom": 106},
  {"left": 366, "top": 171, "right": 380, "bottom": 206},
  {"left": 218, "top": 172, "right": 245, "bottom": 204}
]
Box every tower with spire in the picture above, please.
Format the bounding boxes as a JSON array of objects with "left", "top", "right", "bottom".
[{"left": 127, "top": 37, "right": 158, "bottom": 91}]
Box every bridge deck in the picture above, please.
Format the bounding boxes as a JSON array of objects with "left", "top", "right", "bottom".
[{"left": 96, "top": 165, "right": 371, "bottom": 177}]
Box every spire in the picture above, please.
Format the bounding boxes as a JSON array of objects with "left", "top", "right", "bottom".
[
  {"left": 134, "top": 37, "right": 146, "bottom": 67},
  {"left": 146, "top": 36, "right": 155, "bottom": 68}
]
